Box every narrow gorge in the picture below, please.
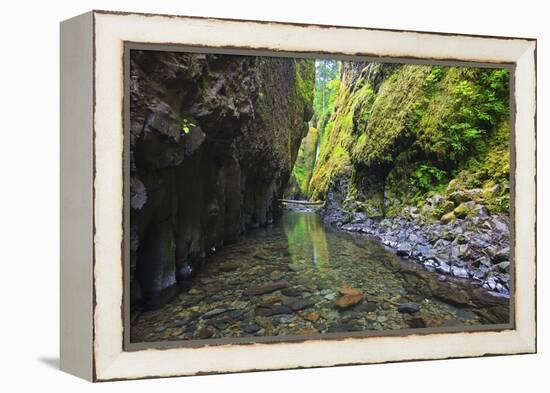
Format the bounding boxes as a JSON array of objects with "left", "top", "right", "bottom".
[
  {"left": 129, "top": 51, "right": 511, "bottom": 342},
  {"left": 130, "top": 51, "right": 314, "bottom": 310}
]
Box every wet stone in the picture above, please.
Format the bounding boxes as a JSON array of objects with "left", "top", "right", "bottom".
[
  {"left": 335, "top": 294, "right": 363, "bottom": 309},
  {"left": 327, "top": 323, "right": 361, "bottom": 333},
  {"left": 255, "top": 304, "right": 293, "bottom": 317},
  {"left": 406, "top": 317, "right": 427, "bottom": 329},
  {"left": 324, "top": 292, "right": 337, "bottom": 301},
  {"left": 226, "top": 310, "right": 245, "bottom": 321},
  {"left": 242, "top": 323, "right": 262, "bottom": 334},
  {"left": 244, "top": 280, "right": 290, "bottom": 296},
  {"left": 169, "top": 320, "right": 187, "bottom": 328},
  {"left": 284, "top": 297, "right": 314, "bottom": 311},
  {"left": 398, "top": 302, "right": 420, "bottom": 314},
  {"left": 278, "top": 315, "right": 295, "bottom": 324},
  {"left": 202, "top": 308, "right": 230, "bottom": 319},
  {"left": 210, "top": 318, "right": 231, "bottom": 330},
  {"left": 197, "top": 327, "right": 214, "bottom": 339},
  {"left": 281, "top": 287, "right": 302, "bottom": 297},
  {"left": 443, "top": 319, "right": 463, "bottom": 327},
  {"left": 354, "top": 302, "right": 377, "bottom": 313},
  {"left": 304, "top": 312, "right": 321, "bottom": 322}
]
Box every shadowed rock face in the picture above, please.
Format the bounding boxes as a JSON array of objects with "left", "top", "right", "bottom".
[{"left": 130, "top": 51, "right": 314, "bottom": 312}]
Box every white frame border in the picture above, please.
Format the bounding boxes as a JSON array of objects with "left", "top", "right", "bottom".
[{"left": 91, "top": 11, "right": 536, "bottom": 381}]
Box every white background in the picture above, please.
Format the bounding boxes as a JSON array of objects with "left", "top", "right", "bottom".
[{"left": 0, "top": 0, "right": 546, "bottom": 390}]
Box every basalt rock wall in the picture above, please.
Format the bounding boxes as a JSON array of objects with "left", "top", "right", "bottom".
[{"left": 130, "top": 51, "right": 314, "bottom": 311}]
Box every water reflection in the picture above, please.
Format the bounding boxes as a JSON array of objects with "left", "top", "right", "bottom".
[
  {"left": 131, "top": 210, "right": 509, "bottom": 342},
  {"left": 284, "top": 211, "right": 330, "bottom": 273}
]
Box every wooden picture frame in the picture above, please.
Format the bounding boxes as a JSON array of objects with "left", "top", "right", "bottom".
[{"left": 60, "top": 10, "right": 536, "bottom": 381}]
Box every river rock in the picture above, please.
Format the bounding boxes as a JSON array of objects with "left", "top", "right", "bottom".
[
  {"left": 494, "top": 261, "right": 510, "bottom": 272},
  {"left": 398, "top": 302, "right": 420, "bottom": 314},
  {"left": 242, "top": 323, "right": 262, "bottom": 334},
  {"left": 324, "top": 292, "right": 337, "bottom": 301},
  {"left": 244, "top": 280, "right": 290, "bottom": 296},
  {"left": 454, "top": 201, "right": 477, "bottom": 219},
  {"left": 451, "top": 265, "right": 469, "bottom": 278},
  {"left": 281, "top": 287, "right": 302, "bottom": 297},
  {"left": 396, "top": 242, "right": 412, "bottom": 256},
  {"left": 255, "top": 304, "right": 293, "bottom": 317},
  {"left": 284, "top": 297, "right": 314, "bottom": 311},
  {"left": 327, "top": 323, "right": 361, "bottom": 333},
  {"left": 335, "top": 287, "right": 364, "bottom": 309},
  {"left": 406, "top": 316, "right": 427, "bottom": 328},
  {"left": 202, "top": 308, "right": 230, "bottom": 319},
  {"left": 219, "top": 261, "right": 240, "bottom": 272},
  {"left": 197, "top": 327, "right": 214, "bottom": 339},
  {"left": 440, "top": 211, "right": 456, "bottom": 223},
  {"left": 354, "top": 302, "right": 377, "bottom": 313},
  {"left": 304, "top": 312, "right": 321, "bottom": 322},
  {"left": 493, "top": 246, "right": 510, "bottom": 262},
  {"left": 210, "top": 318, "right": 231, "bottom": 330}
]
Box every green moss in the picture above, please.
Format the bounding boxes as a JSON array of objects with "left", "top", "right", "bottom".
[
  {"left": 295, "top": 59, "right": 315, "bottom": 114},
  {"left": 288, "top": 126, "right": 320, "bottom": 198},
  {"left": 305, "top": 61, "right": 510, "bottom": 220},
  {"left": 251, "top": 57, "right": 315, "bottom": 193},
  {"left": 352, "top": 65, "right": 431, "bottom": 166},
  {"left": 309, "top": 81, "right": 354, "bottom": 200}
]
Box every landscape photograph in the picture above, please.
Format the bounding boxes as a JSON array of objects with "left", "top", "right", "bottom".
[{"left": 128, "top": 49, "right": 511, "bottom": 343}]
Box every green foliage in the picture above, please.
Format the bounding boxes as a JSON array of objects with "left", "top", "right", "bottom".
[
  {"left": 410, "top": 164, "right": 447, "bottom": 192},
  {"left": 415, "top": 67, "right": 510, "bottom": 163},
  {"left": 426, "top": 66, "right": 444, "bottom": 83},
  {"left": 181, "top": 118, "right": 196, "bottom": 135},
  {"left": 306, "top": 60, "right": 510, "bottom": 218},
  {"left": 289, "top": 126, "right": 320, "bottom": 198},
  {"left": 313, "top": 60, "right": 341, "bottom": 126}
]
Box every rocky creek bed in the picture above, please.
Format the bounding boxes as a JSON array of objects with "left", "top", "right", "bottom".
[
  {"left": 321, "top": 203, "right": 511, "bottom": 295},
  {"left": 130, "top": 210, "right": 509, "bottom": 343}
]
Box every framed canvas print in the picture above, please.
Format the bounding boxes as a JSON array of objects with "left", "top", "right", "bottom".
[{"left": 60, "top": 10, "right": 537, "bottom": 381}]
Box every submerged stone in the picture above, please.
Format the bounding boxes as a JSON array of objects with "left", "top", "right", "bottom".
[
  {"left": 398, "top": 302, "right": 420, "bottom": 314},
  {"left": 197, "top": 327, "right": 214, "bottom": 339},
  {"left": 244, "top": 280, "right": 290, "bottom": 296},
  {"left": 242, "top": 323, "right": 262, "bottom": 334},
  {"left": 335, "top": 294, "right": 364, "bottom": 309}
]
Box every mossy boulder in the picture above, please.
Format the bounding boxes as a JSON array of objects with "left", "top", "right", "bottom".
[
  {"left": 440, "top": 211, "right": 456, "bottom": 223},
  {"left": 453, "top": 201, "right": 478, "bottom": 219}
]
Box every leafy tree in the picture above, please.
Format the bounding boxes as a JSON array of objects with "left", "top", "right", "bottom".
[{"left": 313, "top": 60, "right": 340, "bottom": 124}]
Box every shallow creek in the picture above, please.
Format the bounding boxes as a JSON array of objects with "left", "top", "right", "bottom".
[{"left": 131, "top": 210, "right": 509, "bottom": 343}]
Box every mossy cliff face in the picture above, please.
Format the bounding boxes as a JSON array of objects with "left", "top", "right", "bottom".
[
  {"left": 130, "top": 51, "right": 314, "bottom": 311},
  {"left": 285, "top": 126, "right": 319, "bottom": 199},
  {"left": 309, "top": 61, "right": 510, "bottom": 222}
]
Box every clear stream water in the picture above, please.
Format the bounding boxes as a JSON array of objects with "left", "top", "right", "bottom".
[{"left": 131, "top": 210, "right": 508, "bottom": 342}]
